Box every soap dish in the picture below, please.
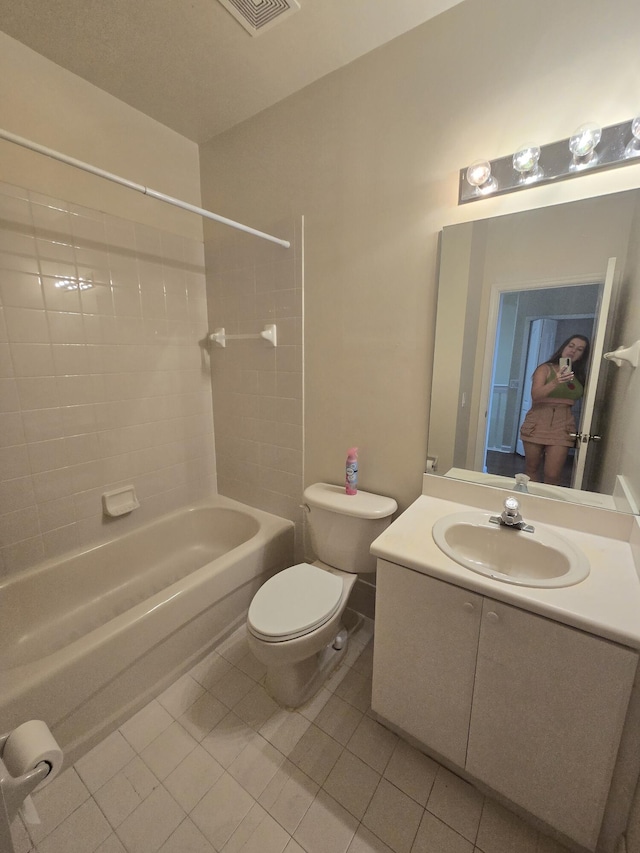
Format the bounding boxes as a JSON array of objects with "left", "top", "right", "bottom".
[{"left": 102, "top": 485, "right": 140, "bottom": 517}]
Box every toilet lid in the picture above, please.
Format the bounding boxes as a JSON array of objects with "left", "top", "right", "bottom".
[{"left": 248, "top": 563, "right": 344, "bottom": 641}]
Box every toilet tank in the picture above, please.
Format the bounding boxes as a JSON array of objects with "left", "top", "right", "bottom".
[{"left": 304, "top": 483, "right": 397, "bottom": 574}]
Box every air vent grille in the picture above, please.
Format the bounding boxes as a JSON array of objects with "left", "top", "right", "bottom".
[{"left": 217, "top": 0, "right": 301, "bottom": 36}]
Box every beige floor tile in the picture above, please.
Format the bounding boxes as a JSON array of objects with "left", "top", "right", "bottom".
[
  {"left": 298, "top": 687, "right": 333, "bottom": 721},
  {"left": 190, "top": 771, "right": 256, "bottom": 850},
  {"left": 347, "top": 824, "right": 395, "bottom": 852},
  {"left": 75, "top": 731, "right": 136, "bottom": 794},
  {"left": 233, "top": 682, "right": 280, "bottom": 730},
  {"left": 235, "top": 649, "right": 268, "bottom": 682},
  {"left": 284, "top": 839, "right": 307, "bottom": 853},
  {"left": 201, "top": 710, "right": 259, "bottom": 768},
  {"left": 116, "top": 786, "right": 185, "bottom": 853},
  {"left": 140, "top": 720, "right": 198, "bottom": 781},
  {"left": 412, "top": 811, "right": 473, "bottom": 853},
  {"left": 324, "top": 662, "right": 352, "bottom": 694},
  {"left": 223, "top": 803, "right": 271, "bottom": 853},
  {"left": 119, "top": 700, "right": 174, "bottom": 752},
  {"left": 347, "top": 716, "right": 398, "bottom": 774},
  {"left": 288, "top": 723, "right": 343, "bottom": 785},
  {"left": 223, "top": 803, "right": 291, "bottom": 853},
  {"left": 363, "top": 778, "right": 424, "bottom": 853},
  {"left": 383, "top": 739, "right": 438, "bottom": 807},
  {"left": 475, "top": 800, "right": 537, "bottom": 853},
  {"left": 323, "top": 750, "right": 381, "bottom": 820},
  {"left": 157, "top": 673, "right": 206, "bottom": 718},
  {"left": 93, "top": 757, "right": 159, "bottom": 828},
  {"left": 334, "top": 667, "right": 372, "bottom": 712},
  {"left": 37, "top": 798, "right": 111, "bottom": 853},
  {"left": 349, "top": 642, "right": 374, "bottom": 678},
  {"left": 228, "top": 735, "right": 286, "bottom": 798},
  {"left": 294, "top": 789, "right": 358, "bottom": 853},
  {"left": 259, "top": 707, "right": 312, "bottom": 756},
  {"left": 190, "top": 650, "right": 234, "bottom": 690},
  {"left": 209, "top": 666, "right": 256, "bottom": 708},
  {"left": 315, "top": 693, "right": 364, "bottom": 745},
  {"left": 95, "top": 834, "right": 127, "bottom": 853},
  {"left": 427, "top": 767, "right": 484, "bottom": 844},
  {"left": 29, "top": 767, "right": 90, "bottom": 842},
  {"left": 178, "top": 691, "right": 228, "bottom": 741},
  {"left": 164, "top": 744, "right": 224, "bottom": 812},
  {"left": 158, "top": 817, "right": 215, "bottom": 852},
  {"left": 259, "top": 759, "right": 319, "bottom": 834}
]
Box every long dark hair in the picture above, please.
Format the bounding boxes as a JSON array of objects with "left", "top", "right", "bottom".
[{"left": 545, "top": 334, "right": 590, "bottom": 385}]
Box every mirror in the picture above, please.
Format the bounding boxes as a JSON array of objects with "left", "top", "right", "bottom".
[{"left": 429, "top": 189, "right": 640, "bottom": 514}]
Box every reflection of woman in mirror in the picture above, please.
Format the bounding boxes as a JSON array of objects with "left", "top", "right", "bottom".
[{"left": 519, "top": 335, "right": 590, "bottom": 485}]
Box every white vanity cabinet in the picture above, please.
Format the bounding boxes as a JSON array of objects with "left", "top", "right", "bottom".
[{"left": 372, "top": 559, "right": 639, "bottom": 851}]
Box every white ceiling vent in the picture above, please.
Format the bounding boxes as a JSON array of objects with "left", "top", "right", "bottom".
[{"left": 217, "top": 0, "right": 301, "bottom": 36}]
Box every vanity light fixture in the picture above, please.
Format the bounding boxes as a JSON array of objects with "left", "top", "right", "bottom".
[
  {"left": 569, "top": 122, "right": 602, "bottom": 159},
  {"left": 513, "top": 143, "right": 541, "bottom": 174},
  {"left": 459, "top": 116, "right": 640, "bottom": 203},
  {"left": 465, "top": 159, "right": 495, "bottom": 194},
  {"left": 625, "top": 116, "right": 640, "bottom": 158}
]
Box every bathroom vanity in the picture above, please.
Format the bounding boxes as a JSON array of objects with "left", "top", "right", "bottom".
[{"left": 370, "top": 475, "right": 640, "bottom": 853}]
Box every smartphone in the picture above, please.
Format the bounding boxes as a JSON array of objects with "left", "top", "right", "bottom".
[{"left": 559, "top": 356, "right": 572, "bottom": 374}]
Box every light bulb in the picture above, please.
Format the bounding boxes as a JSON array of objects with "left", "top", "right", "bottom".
[
  {"left": 466, "top": 160, "right": 492, "bottom": 188},
  {"left": 512, "top": 143, "right": 541, "bottom": 174},
  {"left": 569, "top": 122, "right": 602, "bottom": 158}
]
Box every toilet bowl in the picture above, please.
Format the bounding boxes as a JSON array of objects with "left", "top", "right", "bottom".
[{"left": 246, "top": 483, "right": 397, "bottom": 708}]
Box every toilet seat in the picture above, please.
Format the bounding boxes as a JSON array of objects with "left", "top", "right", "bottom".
[{"left": 248, "top": 563, "right": 344, "bottom": 642}]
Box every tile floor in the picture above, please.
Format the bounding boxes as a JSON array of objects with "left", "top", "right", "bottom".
[{"left": 11, "top": 620, "right": 572, "bottom": 853}]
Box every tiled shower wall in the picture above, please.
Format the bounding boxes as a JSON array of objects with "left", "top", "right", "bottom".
[
  {"left": 206, "top": 217, "right": 304, "bottom": 559},
  {"left": 0, "top": 182, "right": 215, "bottom": 577}
]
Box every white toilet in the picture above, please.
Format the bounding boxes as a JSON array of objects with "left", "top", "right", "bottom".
[{"left": 247, "top": 482, "right": 397, "bottom": 708}]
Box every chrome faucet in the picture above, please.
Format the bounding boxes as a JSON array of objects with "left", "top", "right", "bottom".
[{"left": 490, "top": 496, "right": 535, "bottom": 533}]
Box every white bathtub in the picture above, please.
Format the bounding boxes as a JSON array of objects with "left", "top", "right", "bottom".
[{"left": 0, "top": 496, "right": 293, "bottom": 766}]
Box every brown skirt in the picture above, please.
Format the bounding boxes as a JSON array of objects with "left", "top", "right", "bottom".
[{"left": 519, "top": 404, "right": 576, "bottom": 448}]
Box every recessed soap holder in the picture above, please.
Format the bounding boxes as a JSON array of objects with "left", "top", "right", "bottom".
[{"left": 102, "top": 485, "right": 140, "bottom": 517}]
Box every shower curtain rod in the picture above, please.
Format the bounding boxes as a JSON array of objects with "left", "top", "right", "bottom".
[{"left": 0, "top": 129, "right": 290, "bottom": 249}]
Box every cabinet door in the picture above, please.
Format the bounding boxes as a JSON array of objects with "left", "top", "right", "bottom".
[
  {"left": 467, "top": 599, "right": 638, "bottom": 851},
  {"left": 372, "top": 560, "right": 482, "bottom": 767}
]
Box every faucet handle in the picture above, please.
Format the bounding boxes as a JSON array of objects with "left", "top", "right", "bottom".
[
  {"left": 500, "top": 496, "right": 524, "bottom": 527},
  {"left": 503, "top": 496, "right": 520, "bottom": 516}
]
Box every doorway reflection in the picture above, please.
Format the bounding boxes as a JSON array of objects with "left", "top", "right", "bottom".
[{"left": 482, "top": 283, "right": 600, "bottom": 489}]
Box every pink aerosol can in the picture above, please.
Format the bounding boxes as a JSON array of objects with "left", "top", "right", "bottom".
[{"left": 345, "top": 447, "right": 358, "bottom": 495}]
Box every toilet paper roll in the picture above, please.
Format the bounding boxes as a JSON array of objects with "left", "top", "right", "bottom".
[{"left": 2, "top": 720, "right": 63, "bottom": 792}]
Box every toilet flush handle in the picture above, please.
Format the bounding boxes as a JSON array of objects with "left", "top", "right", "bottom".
[{"left": 301, "top": 503, "right": 311, "bottom": 513}]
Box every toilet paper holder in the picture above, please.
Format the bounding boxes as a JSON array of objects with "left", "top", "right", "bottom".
[{"left": 0, "top": 730, "right": 51, "bottom": 821}]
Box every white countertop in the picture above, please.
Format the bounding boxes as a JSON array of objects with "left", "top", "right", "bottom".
[{"left": 371, "top": 489, "right": 640, "bottom": 650}]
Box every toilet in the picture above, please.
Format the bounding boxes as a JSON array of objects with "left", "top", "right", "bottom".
[{"left": 247, "top": 482, "right": 397, "bottom": 708}]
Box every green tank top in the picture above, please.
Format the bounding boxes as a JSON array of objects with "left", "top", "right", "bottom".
[{"left": 545, "top": 365, "right": 583, "bottom": 401}]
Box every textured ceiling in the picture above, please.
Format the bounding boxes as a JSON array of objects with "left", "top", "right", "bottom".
[{"left": 0, "top": 0, "right": 466, "bottom": 143}]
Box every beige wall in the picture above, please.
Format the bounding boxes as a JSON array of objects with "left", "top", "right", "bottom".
[
  {"left": 199, "top": 0, "right": 640, "bottom": 511},
  {"left": 0, "top": 33, "right": 202, "bottom": 241}
]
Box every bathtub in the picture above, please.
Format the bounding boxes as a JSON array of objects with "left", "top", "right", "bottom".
[{"left": 0, "top": 496, "right": 293, "bottom": 766}]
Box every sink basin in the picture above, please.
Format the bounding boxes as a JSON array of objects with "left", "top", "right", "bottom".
[{"left": 432, "top": 512, "right": 590, "bottom": 588}]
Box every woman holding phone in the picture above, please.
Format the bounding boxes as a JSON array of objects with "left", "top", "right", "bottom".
[{"left": 519, "top": 334, "right": 590, "bottom": 485}]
